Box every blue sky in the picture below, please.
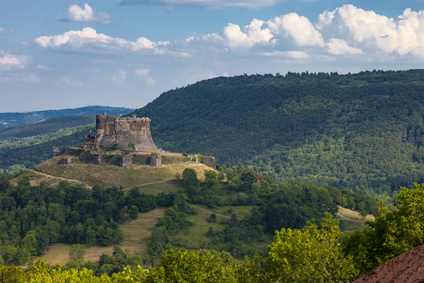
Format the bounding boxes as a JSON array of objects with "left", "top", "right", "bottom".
[{"left": 1, "top": 0, "right": 424, "bottom": 112}]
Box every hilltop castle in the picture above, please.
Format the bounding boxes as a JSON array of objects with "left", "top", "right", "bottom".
[
  {"left": 83, "top": 113, "right": 158, "bottom": 152},
  {"left": 53, "top": 113, "right": 215, "bottom": 169}
]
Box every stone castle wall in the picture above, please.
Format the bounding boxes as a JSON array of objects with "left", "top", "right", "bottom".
[
  {"left": 77, "top": 151, "right": 215, "bottom": 169},
  {"left": 93, "top": 114, "right": 159, "bottom": 152}
]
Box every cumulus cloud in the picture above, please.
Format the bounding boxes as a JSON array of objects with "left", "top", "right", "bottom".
[
  {"left": 34, "top": 27, "right": 170, "bottom": 54},
  {"left": 317, "top": 5, "right": 424, "bottom": 58},
  {"left": 223, "top": 19, "right": 274, "bottom": 50},
  {"left": 58, "top": 4, "right": 111, "bottom": 23},
  {"left": 326, "top": 38, "right": 362, "bottom": 55},
  {"left": 135, "top": 68, "right": 155, "bottom": 85},
  {"left": 198, "top": 5, "right": 424, "bottom": 61},
  {"left": 120, "top": 0, "right": 283, "bottom": 9},
  {"left": 268, "top": 13, "right": 324, "bottom": 47},
  {"left": 0, "top": 52, "right": 28, "bottom": 70},
  {"left": 34, "top": 5, "right": 424, "bottom": 63},
  {"left": 222, "top": 13, "right": 324, "bottom": 51}
]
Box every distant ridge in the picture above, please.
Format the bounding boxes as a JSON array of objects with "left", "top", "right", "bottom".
[
  {"left": 0, "top": 106, "right": 133, "bottom": 174},
  {"left": 0, "top": 106, "right": 133, "bottom": 132}
]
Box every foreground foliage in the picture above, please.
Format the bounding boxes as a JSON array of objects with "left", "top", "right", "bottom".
[
  {"left": 0, "top": 215, "right": 357, "bottom": 282},
  {"left": 343, "top": 183, "right": 424, "bottom": 275},
  {"left": 2, "top": 184, "right": 424, "bottom": 281},
  {"left": 264, "top": 214, "right": 358, "bottom": 282}
]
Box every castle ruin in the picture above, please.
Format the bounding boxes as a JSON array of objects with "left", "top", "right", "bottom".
[
  {"left": 54, "top": 113, "right": 215, "bottom": 169},
  {"left": 83, "top": 113, "right": 158, "bottom": 152}
]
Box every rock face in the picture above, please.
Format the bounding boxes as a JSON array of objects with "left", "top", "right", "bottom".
[
  {"left": 353, "top": 244, "right": 424, "bottom": 283},
  {"left": 83, "top": 113, "right": 158, "bottom": 152}
]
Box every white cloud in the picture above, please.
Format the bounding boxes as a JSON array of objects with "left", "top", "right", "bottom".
[
  {"left": 0, "top": 27, "right": 12, "bottom": 34},
  {"left": 34, "top": 5, "right": 424, "bottom": 65},
  {"left": 34, "top": 27, "right": 170, "bottom": 54},
  {"left": 112, "top": 69, "right": 127, "bottom": 84},
  {"left": 221, "top": 13, "right": 324, "bottom": 51},
  {"left": 120, "top": 0, "right": 283, "bottom": 9},
  {"left": 261, "top": 50, "right": 309, "bottom": 59},
  {"left": 0, "top": 52, "right": 28, "bottom": 70},
  {"left": 327, "top": 38, "right": 362, "bottom": 55},
  {"left": 58, "top": 3, "right": 111, "bottom": 23},
  {"left": 135, "top": 68, "right": 155, "bottom": 85},
  {"left": 267, "top": 13, "right": 324, "bottom": 47},
  {"left": 223, "top": 19, "right": 274, "bottom": 50},
  {"left": 317, "top": 5, "right": 424, "bottom": 58}
]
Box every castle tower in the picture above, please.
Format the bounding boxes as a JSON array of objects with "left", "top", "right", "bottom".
[{"left": 96, "top": 113, "right": 107, "bottom": 136}]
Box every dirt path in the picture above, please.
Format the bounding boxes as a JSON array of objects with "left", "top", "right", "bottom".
[
  {"left": 125, "top": 177, "right": 175, "bottom": 191},
  {"left": 190, "top": 204, "right": 243, "bottom": 220},
  {"left": 30, "top": 169, "right": 92, "bottom": 189},
  {"left": 31, "top": 168, "right": 176, "bottom": 192}
]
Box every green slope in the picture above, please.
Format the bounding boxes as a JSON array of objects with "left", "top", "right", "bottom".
[{"left": 132, "top": 69, "right": 424, "bottom": 194}]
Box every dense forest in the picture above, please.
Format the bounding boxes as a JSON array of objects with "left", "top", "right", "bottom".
[{"left": 132, "top": 69, "right": 424, "bottom": 195}]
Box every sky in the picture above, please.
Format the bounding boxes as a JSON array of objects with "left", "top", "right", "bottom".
[{"left": 1, "top": 0, "right": 424, "bottom": 112}]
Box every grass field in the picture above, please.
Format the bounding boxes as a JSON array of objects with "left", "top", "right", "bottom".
[
  {"left": 119, "top": 208, "right": 165, "bottom": 255},
  {"left": 337, "top": 206, "right": 375, "bottom": 222},
  {"left": 173, "top": 206, "right": 227, "bottom": 249},
  {"left": 336, "top": 206, "right": 375, "bottom": 233},
  {"left": 31, "top": 208, "right": 165, "bottom": 266},
  {"left": 130, "top": 181, "right": 180, "bottom": 195},
  {"left": 31, "top": 157, "right": 211, "bottom": 190}
]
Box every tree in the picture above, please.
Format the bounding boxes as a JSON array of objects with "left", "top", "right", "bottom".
[
  {"left": 265, "top": 213, "right": 358, "bottom": 282},
  {"left": 182, "top": 168, "right": 198, "bottom": 189},
  {"left": 86, "top": 227, "right": 97, "bottom": 247},
  {"left": 204, "top": 170, "right": 218, "bottom": 188},
  {"left": 69, "top": 244, "right": 86, "bottom": 263},
  {"left": 20, "top": 230, "right": 38, "bottom": 256},
  {"left": 158, "top": 246, "right": 237, "bottom": 282},
  {"left": 343, "top": 183, "right": 424, "bottom": 275},
  {"left": 128, "top": 205, "right": 139, "bottom": 220},
  {"left": 240, "top": 168, "right": 257, "bottom": 191}
]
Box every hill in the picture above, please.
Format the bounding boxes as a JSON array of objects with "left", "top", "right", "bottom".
[
  {"left": 132, "top": 69, "right": 424, "bottom": 195},
  {"left": 30, "top": 155, "right": 210, "bottom": 190},
  {"left": 0, "top": 106, "right": 133, "bottom": 132}
]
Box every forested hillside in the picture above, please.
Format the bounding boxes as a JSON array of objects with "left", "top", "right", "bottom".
[
  {"left": 0, "top": 106, "right": 132, "bottom": 132},
  {"left": 132, "top": 69, "right": 424, "bottom": 195},
  {"left": 0, "top": 116, "right": 95, "bottom": 174}
]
